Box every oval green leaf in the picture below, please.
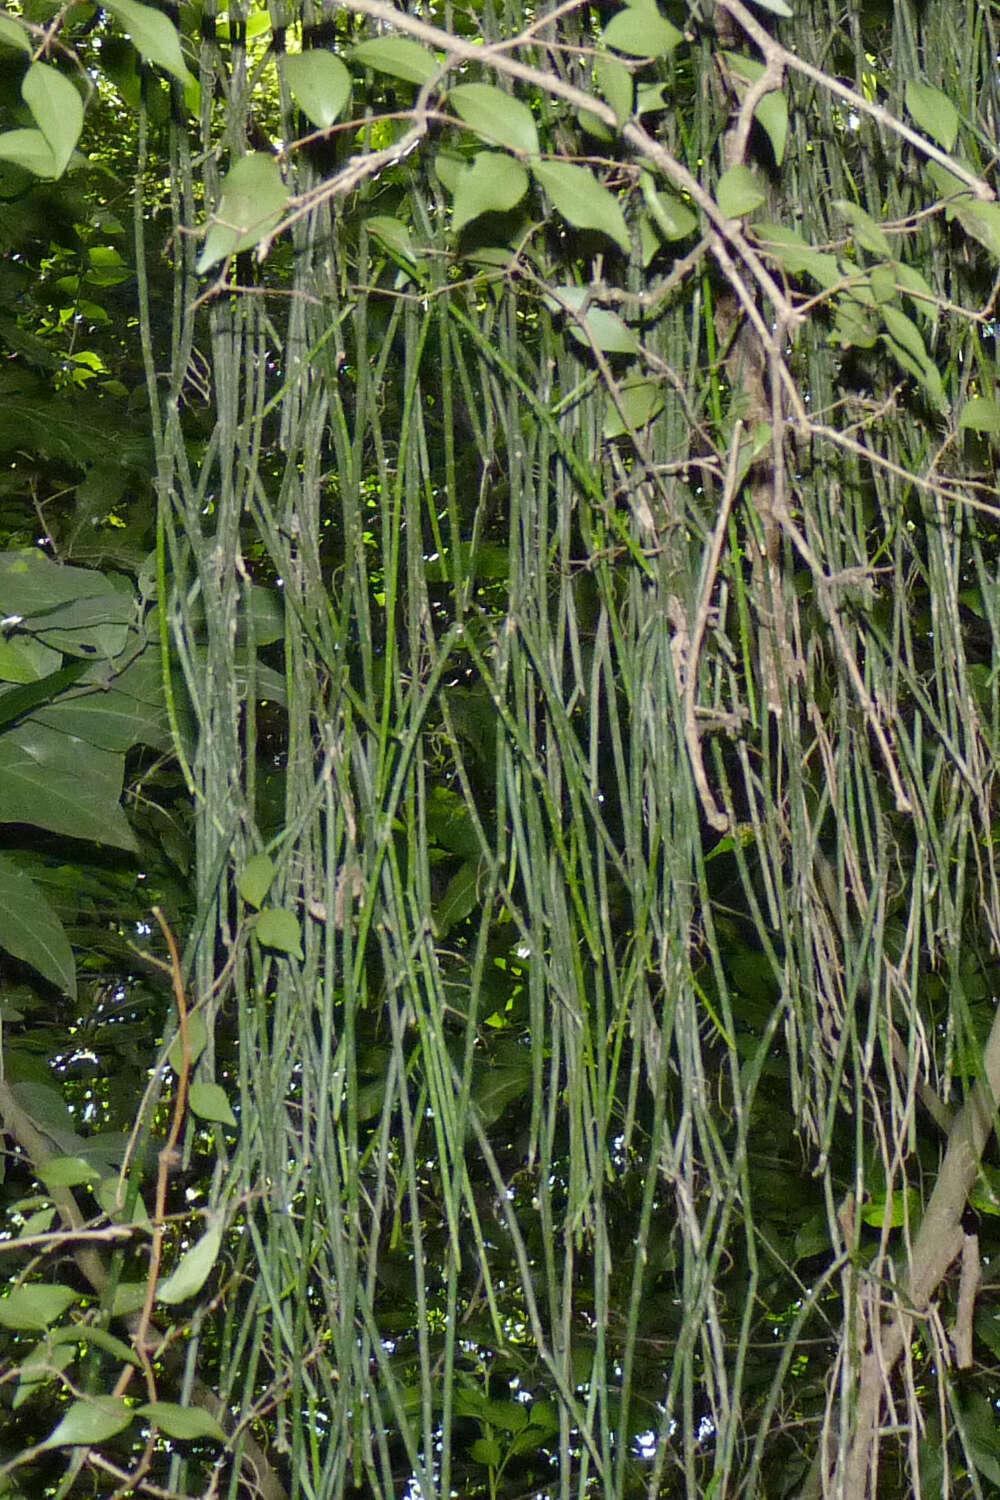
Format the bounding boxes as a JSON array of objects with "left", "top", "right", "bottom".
[
  {"left": 959, "top": 397, "right": 1000, "bottom": 433},
  {"left": 0, "top": 128, "right": 56, "bottom": 178},
  {"left": 449, "top": 83, "right": 538, "bottom": 155},
  {"left": 350, "top": 37, "right": 441, "bottom": 86},
  {"left": 196, "top": 153, "right": 289, "bottom": 274},
  {"left": 715, "top": 165, "right": 766, "bottom": 218},
  {"left": 531, "top": 159, "right": 629, "bottom": 252},
  {"left": 105, "top": 0, "right": 194, "bottom": 86},
  {"left": 168, "top": 1009, "right": 208, "bottom": 1073},
  {"left": 255, "top": 906, "right": 304, "bottom": 959},
  {"left": 40, "top": 1156, "right": 101, "bottom": 1190},
  {"left": 138, "top": 1402, "right": 226, "bottom": 1442},
  {"left": 41, "top": 1396, "right": 133, "bottom": 1449},
  {"left": 22, "top": 64, "right": 82, "bottom": 178},
  {"left": 238, "top": 851, "right": 275, "bottom": 909},
  {"left": 157, "top": 1217, "right": 224, "bottom": 1304},
  {"left": 0, "top": 1284, "right": 78, "bottom": 1331},
  {"left": 0, "top": 852, "right": 75, "bottom": 997},
  {"left": 546, "top": 287, "right": 639, "bottom": 354},
  {"left": 188, "top": 1081, "right": 237, "bottom": 1128},
  {"left": 905, "top": 81, "right": 959, "bottom": 153},
  {"left": 283, "top": 52, "right": 351, "bottom": 130},
  {"left": 0, "top": 15, "right": 30, "bottom": 52},
  {"left": 594, "top": 54, "right": 632, "bottom": 124},
  {"left": 603, "top": 5, "right": 682, "bottom": 59},
  {"left": 453, "top": 152, "right": 529, "bottom": 233}
]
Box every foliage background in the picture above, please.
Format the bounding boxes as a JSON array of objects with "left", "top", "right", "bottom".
[{"left": 2, "top": 0, "right": 1000, "bottom": 1497}]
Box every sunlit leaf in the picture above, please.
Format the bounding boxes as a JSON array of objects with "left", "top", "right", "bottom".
[
  {"left": 22, "top": 64, "right": 83, "bottom": 177},
  {"left": 283, "top": 52, "right": 351, "bottom": 130},
  {"left": 449, "top": 83, "right": 538, "bottom": 155},
  {"left": 350, "top": 37, "right": 441, "bottom": 86},
  {"left": 0, "top": 1284, "right": 78, "bottom": 1332},
  {"left": 196, "top": 153, "right": 289, "bottom": 273},
  {"left": 0, "top": 128, "right": 56, "bottom": 177},
  {"left": 453, "top": 153, "right": 529, "bottom": 233},
  {"left": 0, "top": 15, "right": 30, "bottom": 51},
  {"left": 531, "top": 159, "right": 630, "bottom": 252},
  {"left": 41, "top": 1396, "right": 133, "bottom": 1448},
  {"left": 602, "top": 4, "right": 682, "bottom": 58}
]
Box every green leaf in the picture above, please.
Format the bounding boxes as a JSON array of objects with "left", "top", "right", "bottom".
[
  {"left": 197, "top": 154, "right": 289, "bottom": 274},
  {"left": 22, "top": 64, "right": 83, "bottom": 178},
  {"left": 157, "top": 1216, "right": 224, "bottom": 1304},
  {"left": 168, "top": 1010, "right": 208, "bottom": 1073},
  {"left": 905, "top": 80, "right": 959, "bottom": 152},
  {"left": 531, "top": 160, "right": 629, "bottom": 252},
  {"left": 473, "top": 1060, "right": 532, "bottom": 1126},
  {"left": 0, "top": 15, "right": 30, "bottom": 52},
  {"left": 283, "top": 52, "right": 351, "bottom": 130},
  {"left": 880, "top": 302, "right": 931, "bottom": 367},
  {"left": 453, "top": 153, "right": 529, "bottom": 233},
  {"left": 255, "top": 906, "right": 304, "bottom": 959},
  {"left": 350, "top": 37, "right": 441, "bottom": 86},
  {"left": 0, "top": 1284, "right": 78, "bottom": 1332},
  {"left": 449, "top": 83, "right": 538, "bottom": 155},
  {"left": 893, "top": 261, "right": 936, "bottom": 317},
  {"left": 41, "top": 1396, "right": 133, "bottom": 1448},
  {"left": 959, "top": 397, "right": 1000, "bottom": 433},
  {"left": 604, "top": 377, "right": 664, "bottom": 439},
  {"left": 40, "top": 1156, "right": 101, "bottom": 1189},
  {"left": 602, "top": 4, "right": 682, "bottom": 59},
  {"left": 594, "top": 54, "right": 632, "bottom": 124},
  {"left": 754, "top": 89, "right": 788, "bottom": 166},
  {"left": 715, "top": 165, "right": 766, "bottom": 218},
  {"left": 755, "top": 222, "right": 843, "bottom": 290},
  {"left": 105, "top": 0, "right": 194, "bottom": 86},
  {"left": 833, "top": 199, "right": 891, "bottom": 258},
  {"left": 470, "top": 1437, "right": 503, "bottom": 1466},
  {"left": 366, "top": 215, "right": 418, "bottom": 263},
  {"left": 640, "top": 173, "right": 697, "bottom": 240},
  {"left": 110, "top": 1282, "right": 148, "bottom": 1317},
  {"left": 0, "top": 721, "right": 136, "bottom": 850},
  {"left": 0, "top": 129, "right": 56, "bottom": 178},
  {"left": 435, "top": 859, "right": 483, "bottom": 936},
  {"left": 13, "top": 1341, "right": 76, "bottom": 1409},
  {"left": 721, "top": 55, "right": 787, "bottom": 164},
  {"left": 188, "top": 1081, "right": 237, "bottom": 1128},
  {"left": 51, "top": 1323, "right": 139, "bottom": 1365},
  {"left": 238, "top": 852, "right": 275, "bottom": 909},
  {"left": 138, "top": 1402, "right": 225, "bottom": 1441},
  {"left": 545, "top": 287, "right": 639, "bottom": 353},
  {"left": 0, "top": 853, "right": 75, "bottom": 997}
]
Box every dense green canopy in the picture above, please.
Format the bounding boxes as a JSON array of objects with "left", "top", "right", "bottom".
[{"left": 2, "top": 0, "right": 1000, "bottom": 1497}]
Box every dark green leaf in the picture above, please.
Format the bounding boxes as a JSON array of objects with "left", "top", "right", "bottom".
[
  {"left": 105, "top": 0, "right": 194, "bottom": 86},
  {"left": 0, "top": 853, "right": 75, "bottom": 997},
  {"left": 41, "top": 1396, "right": 133, "bottom": 1448},
  {"left": 0, "top": 720, "right": 136, "bottom": 850},
  {"left": 157, "top": 1217, "right": 224, "bottom": 1304}
]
